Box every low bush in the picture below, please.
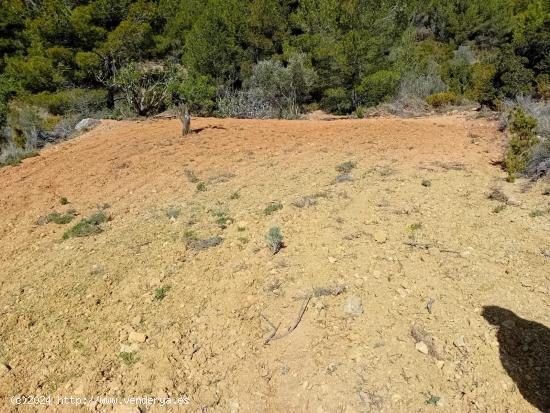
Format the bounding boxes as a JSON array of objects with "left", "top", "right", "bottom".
[
  {"left": 0, "top": 144, "right": 39, "bottom": 167},
  {"left": 357, "top": 70, "right": 400, "bottom": 107},
  {"left": 266, "top": 227, "right": 284, "bottom": 254},
  {"left": 218, "top": 54, "right": 316, "bottom": 119},
  {"left": 398, "top": 74, "right": 448, "bottom": 99},
  {"left": 264, "top": 202, "right": 283, "bottom": 216},
  {"left": 320, "top": 87, "right": 352, "bottom": 115},
  {"left": 503, "top": 107, "right": 539, "bottom": 181},
  {"left": 63, "top": 211, "right": 108, "bottom": 239},
  {"left": 217, "top": 88, "right": 274, "bottom": 119},
  {"left": 425, "top": 91, "right": 460, "bottom": 108},
  {"left": 465, "top": 63, "right": 497, "bottom": 106},
  {"left": 22, "top": 89, "right": 108, "bottom": 116}
]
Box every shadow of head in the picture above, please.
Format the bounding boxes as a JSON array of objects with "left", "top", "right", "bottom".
[{"left": 482, "top": 306, "right": 550, "bottom": 413}]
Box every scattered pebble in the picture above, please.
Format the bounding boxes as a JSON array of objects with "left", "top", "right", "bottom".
[
  {"left": 415, "top": 341, "right": 429, "bottom": 355},
  {"left": 453, "top": 335, "right": 466, "bottom": 348},
  {"left": 343, "top": 296, "right": 363, "bottom": 316},
  {"left": 373, "top": 230, "right": 387, "bottom": 243},
  {"left": 90, "top": 264, "right": 104, "bottom": 275}
]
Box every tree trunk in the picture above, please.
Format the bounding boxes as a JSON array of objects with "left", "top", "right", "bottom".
[{"left": 180, "top": 104, "right": 191, "bottom": 136}]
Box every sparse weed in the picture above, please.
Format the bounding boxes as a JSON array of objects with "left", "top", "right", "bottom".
[
  {"left": 182, "top": 229, "right": 197, "bottom": 240},
  {"left": 487, "top": 188, "right": 509, "bottom": 203},
  {"left": 119, "top": 351, "right": 138, "bottom": 366},
  {"left": 421, "top": 179, "right": 432, "bottom": 187},
  {"left": 264, "top": 202, "right": 283, "bottom": 216},
  {"left": 493, "top": 204, "right": 506, "bottom": 214},
  {"left": 238, "top": 236, "right": 249, "bottom": 244},
  {"left": 184, "top": 169, "right": 200, "bottom": 183},
  {"left": 196, "top": 181, "right": 207, "bottom": 192},
  {"left": 165, "top": 207, "right": 181, "bottom": 220},
  {"left": 38, "top": 210, "right": 76, "bottom": 225},
  {"left": 425, "top": 394, "right": 441, "bottom": 405},
  {"left": 212, "top": 210, "right": 231, "bottom": 228},
  {"left": 237, "top": 226, "right": 246, "bottom": 232},
  {"left": 62, "top": 211, "right": 108, "bottom": 239},
  {"left": 408, "top": 223, "right": 423, "bottom": 231},
  {"left": 335, "top": 173, "right": 353, "bottom": 183},
  {"left": 230, "top": 190, "right": 240, "bottom": 200},
  {"left": 530, "top": 209, "right": 547, "bottom": 218},
  {"left": 154, "top": 285, "right": 171, "bottom": 300},
  {"left": 266, "top": 226, "right": 284, "bottom": 254},
  {"left": 336, "top": 161, "right": 356, "bottom": 174}
]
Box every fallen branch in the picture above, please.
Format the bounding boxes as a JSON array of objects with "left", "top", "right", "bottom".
[
  {"left": 263, "top": 295, "right": 311, "bottom": 344},
  {"left": 404, "top": 241, "right": 431, "bottom": 250},
  {"left": 260, "top": 314, "right": 280, "bottom": 345}
]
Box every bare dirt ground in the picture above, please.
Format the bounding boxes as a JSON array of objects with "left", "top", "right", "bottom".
[{"left": 0, "top": 114, "right": 549, "bottom": 413}]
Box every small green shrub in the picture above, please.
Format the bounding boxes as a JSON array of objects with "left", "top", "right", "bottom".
[
  {"left": 63, "top": 211, "right": 108, "bottom": 239},
  {"left": 119, "top": 351, "right": 138, "bottom": 366},
  {"left": 504, "top": 107, "right": 538, "bottom": 181},
  {"left": 264, "top": 202, "right": 283, "bottom": 216},
  {"left": 357, "top": 70, "right": 400, "bottom": 107},
  {"left": 154, "top": 285, "right": 171, "bottom": 300},
  {"left": 336, "top": 161, "right": 356, "bottom": 174},
  {"left": 196, "top": 181, "right": 206, "bottom": 192},
  {"left": 493, "top": 204, "right": 506, "bottom": 214},
  {"left": 266, "top": 226, "right": 284, "bottom": 254},
  {"left": 59, "top": 197, "right": 69, "bottom": 205},
  {"left": 212, "top": 210, "right": 231, "bottom": 228},
  {"left": 355, "top": 106, "right": 366, "bottom": 119},
  {"left": 465, "top": 63, "right": 497, "bottom": 105},
  {"left": 230, "top": 190, "right": 240, "bottom": 200},
  {"left": 44, "top": 211, "right": 76, "bottom": 225},
  {"left": 425, "top": 91, "right": 460, "bottom": 108}
]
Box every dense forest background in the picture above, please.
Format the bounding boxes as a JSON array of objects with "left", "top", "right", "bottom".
[{"left": 0, "top": 0, "right": 548, "bottom": 157}]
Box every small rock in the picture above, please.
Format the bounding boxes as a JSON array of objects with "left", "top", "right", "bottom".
[
  {"left": 228, "top": 399, "right": 240, "bottom": 413},
  {"left": 131, "top": 315, "right": 142, "bottom": 326},
  {"left": 119, "top": 343, "right": 136, "bottom": 353},
  {"left": 90, "top": 264, "right": 104, "bottom": 275},
  {"left": 436, "top": 360, "right": 445, "bottom": 369},
  {"left": 343, "top": 296, "right": 363, "bottom": 316},
  {"left": 415, "top": 341, "right": 429, "bottom": 355},
  {"left": 0, "top": 363, "right": 11, "bottom": 376},
  {"left": 453, "top": 336, "right": 466, "bottom": 348},
  {"left": 128, "top": 331, "right": 147, "bottom": 344},
  {"left": 373, "top": 230, "right": 387, "bottom": 243},
  {"left": 75, "top": 118, "right": 99, "bottom": 132},
  {"left": 328, "top": 256, "right": 337, "bottom": 264}
]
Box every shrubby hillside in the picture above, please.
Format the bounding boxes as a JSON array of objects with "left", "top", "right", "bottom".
[{"left": 0, "top": 0, "right": 548, "bottom": 168}]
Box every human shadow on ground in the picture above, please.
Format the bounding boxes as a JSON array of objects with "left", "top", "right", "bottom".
[{"left": 482, "top": 306, "right": 550, "bottom": 412}]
